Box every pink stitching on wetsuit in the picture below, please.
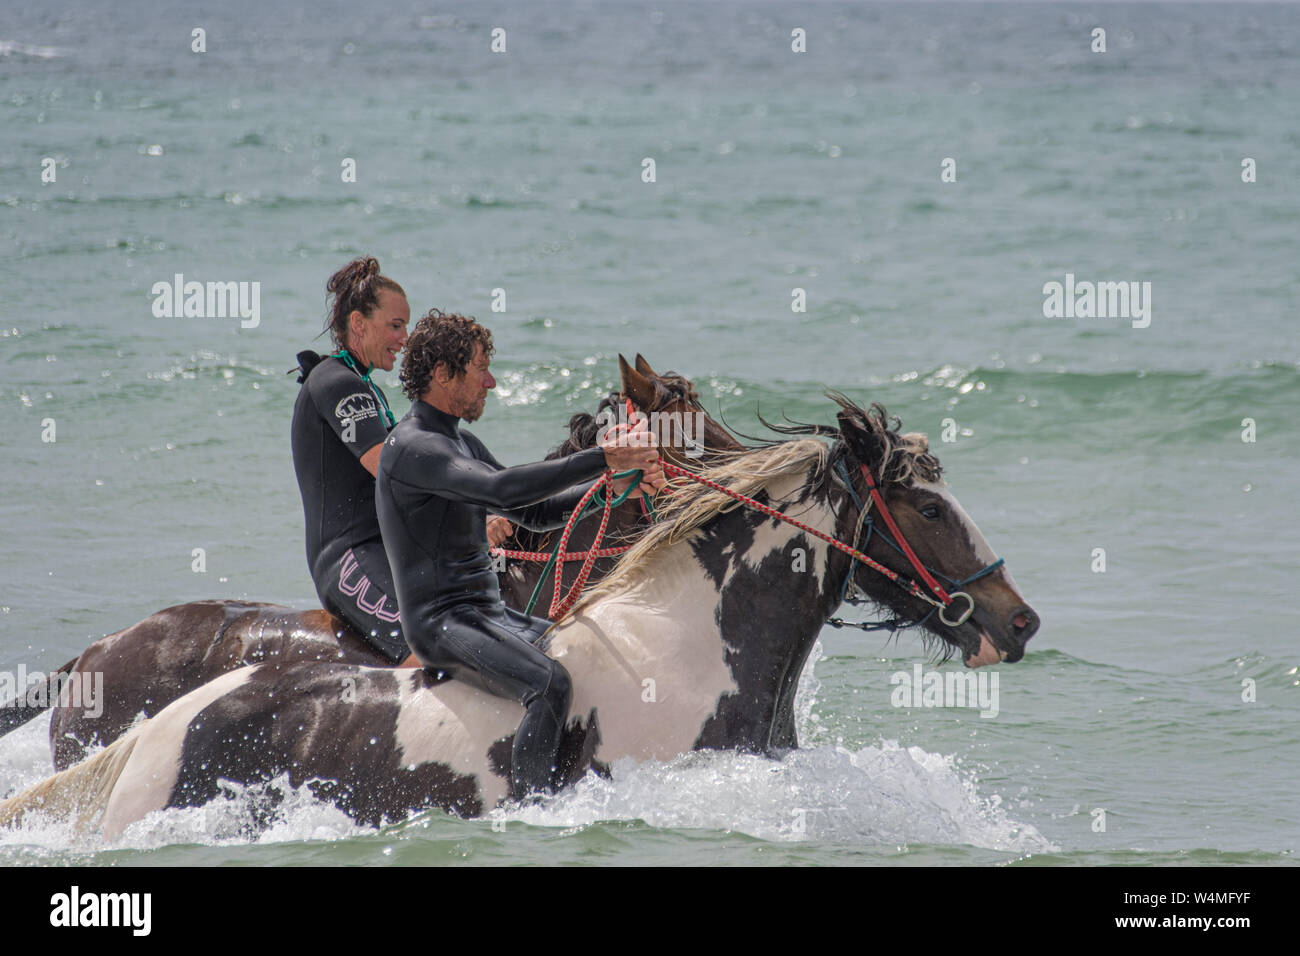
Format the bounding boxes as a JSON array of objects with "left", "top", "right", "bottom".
[{"left": 338, "top": 548, "right": 402, "bottom": 623}]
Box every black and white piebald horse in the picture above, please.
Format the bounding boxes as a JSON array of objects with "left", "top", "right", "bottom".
[
  {"left": 0, "top": 395, "right": 1038, "bottom": 839},
  {"left": 4, "top": 355, "right": 741, "bottom": 771}
]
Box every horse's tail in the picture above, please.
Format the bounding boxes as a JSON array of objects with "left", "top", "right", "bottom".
[
  {"left": 0, "top": 657, "right": 80, "bottom": 738},
  {"left": 0, "top": 731, "right": 138, "bottom": 833}
]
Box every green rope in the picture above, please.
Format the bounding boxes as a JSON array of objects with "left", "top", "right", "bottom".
[
  {"left": 521, "top": 469, "right": 644, "bottom": 616},
  {"left": 332, "top": 348, "right": 397, "bottom": 429}
]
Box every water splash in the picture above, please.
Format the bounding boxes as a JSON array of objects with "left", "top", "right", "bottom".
[{"left": 501, "top": 744, "right": 1054, "bottom": 852}]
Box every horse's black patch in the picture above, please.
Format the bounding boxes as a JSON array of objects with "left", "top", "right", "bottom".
[
  {"left": 554, "top": 708, "right": 602, "bottom": 789},
  {"left": 691, "top": 494, "right": 767, "bottom": 589},
  {"left": 691, "top": 476, "right": 848, "bottom": 754},
  {"left": 484, "top": 708, "right": 603, "bottom": 793},
  {"left": 487, "top": 735, "right": 513, "bottom": 780},
  {"left": 171, "top": 663, "right": 485, "bottom": 829}
]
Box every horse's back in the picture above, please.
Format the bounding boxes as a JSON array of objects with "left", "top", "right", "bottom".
[{"left": 51, "top": 600, "right": 374, "bottom": 769}]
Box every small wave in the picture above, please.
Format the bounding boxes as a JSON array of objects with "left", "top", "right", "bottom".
[
  {"left": 0, "top": 40, "right": 65, "bottom": 59},
  {"left": 115, "top": 776, "right": 366, "bottom": 850},
  {"left": 492, "top": 362, "right": 613, "bottom": 410},
  {"left": 145, "top": 352, "right": 279, "bottom": 384},
  {"left": 463, "top": 195, "right": 545, "bottom": 211}
]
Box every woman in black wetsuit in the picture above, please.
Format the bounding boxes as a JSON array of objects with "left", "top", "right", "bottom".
[{"left": 290, "top": 257, "right": 412, "bottom": 662}]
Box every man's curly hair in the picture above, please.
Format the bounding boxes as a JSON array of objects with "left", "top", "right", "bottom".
[{"left": 400, "top": 309, "right": 495, "bottom": 400}]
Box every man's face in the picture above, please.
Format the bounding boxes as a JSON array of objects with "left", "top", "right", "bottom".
[{"left": 444, "top": 343, "right": 495, "bottom": 422}]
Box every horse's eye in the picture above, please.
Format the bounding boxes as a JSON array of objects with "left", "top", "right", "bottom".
[{"left": 920, "top": 505, "right": 942, "bottom": 521}]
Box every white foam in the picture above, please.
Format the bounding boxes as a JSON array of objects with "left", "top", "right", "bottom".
[
  {"left": 112, "top": 775, "right": 366, "bottom": 849},
  {"left": 0, "top": 711, "right": 63, "bottom": 799},
  {"left": 0, "top": 716, "right": 364, "bottom": 855},
  {"left": 502, "top": 743, "right": 1054, "bottom": 852},
  {"left": 794, "top": 638, "right": 826, "bottom": 746}
]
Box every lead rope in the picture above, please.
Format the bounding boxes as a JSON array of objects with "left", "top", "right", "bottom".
[
  {"left": 545, "top": 405, "right": 664, "bottom": 619},
  {"left": 502, "top": 468, "right": 646, "bottom": 618},
  {"left": 656, "top": 460, "right": 945, "bottom": 611},
  {"left": 507, "top": 401, "right": 661, "bottom": 619},
  {"left": 546, "top": 471, "right": 616, "bottom": 619}
]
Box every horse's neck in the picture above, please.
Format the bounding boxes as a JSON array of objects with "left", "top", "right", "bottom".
[
  {"left": 554, "top": 467, "right": 849, "bottom": 752},
  {"left": 698, "top": 473, "right": 849, "bottom": 685}
]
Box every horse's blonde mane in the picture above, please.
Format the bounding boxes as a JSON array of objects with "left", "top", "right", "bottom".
[{"left": 561, "top": 438, "right": 831, "bottom": 619}]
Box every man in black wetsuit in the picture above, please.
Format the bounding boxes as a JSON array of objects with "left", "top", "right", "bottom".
[{"left": 376, "top": 309, "right": 665, "bottom": 799}]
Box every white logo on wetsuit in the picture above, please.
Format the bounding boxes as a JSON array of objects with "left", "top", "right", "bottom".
[{"left": 335, "top": 392, "right": 378, "bottom": 425}]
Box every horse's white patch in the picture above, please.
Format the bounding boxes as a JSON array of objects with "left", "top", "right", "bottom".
[
  {"left": 550, "top": 542, "right": 737, "bottom": 761},
  {"left": 737, "top": 517, "right": 833, "bottom": 589},
  {"left": 100, "top": 666, "right": 262, "bottom": 839},
  {"left": 392, "top": 672, "right": 518, "bottom": 808},
  {"left": 717, "top": 468, "right": 837, "bottom": 589}
]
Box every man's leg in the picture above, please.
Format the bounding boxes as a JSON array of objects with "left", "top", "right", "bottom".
[{"left": 409, "top": 603, "right": 572, "bottom": 799}]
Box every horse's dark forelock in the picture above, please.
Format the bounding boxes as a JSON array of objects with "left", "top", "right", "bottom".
[{"left": 653, "top": 370, "right": 700, "bottom": 405}]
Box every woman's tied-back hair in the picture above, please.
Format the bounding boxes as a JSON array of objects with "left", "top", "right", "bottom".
[
  {"left": 400, "top": 308, "right": 495, "bottom": 400},
  {"left": 324, "top": 256, "right": 406, "bottom": 350}
]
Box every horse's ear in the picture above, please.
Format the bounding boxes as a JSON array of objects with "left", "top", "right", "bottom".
[
  {"left": 620, "top": 353, "right": 657, "bottom": 410},
  {"left": 838, "top": 408, "right": 887, "bottom": 475},
  {"left": 634, "top": 353, "right": 660, "bottom": 379}
]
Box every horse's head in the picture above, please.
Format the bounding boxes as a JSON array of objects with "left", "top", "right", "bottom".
[
  {"left": 832, "top": 394, "right": 1039, "bottom": 668},
  {"left": 545, "top": 355, "right": 742, "bottom": 465},
  {"left": 619, "top": 353, "right": 746, "bottom": 467}
]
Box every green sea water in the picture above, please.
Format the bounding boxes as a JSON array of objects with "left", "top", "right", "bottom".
[{"left": 0, "top": 0, "right": 1297, "bottom": 865}]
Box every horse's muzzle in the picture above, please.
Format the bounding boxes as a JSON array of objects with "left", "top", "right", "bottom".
[{"left": 999, "top": 605, "right": 1040, "bottom": 662}]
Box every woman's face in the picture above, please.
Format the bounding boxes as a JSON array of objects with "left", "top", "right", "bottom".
[{"left": 349, "top": 289, "right": 410, "bottom": 372}]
